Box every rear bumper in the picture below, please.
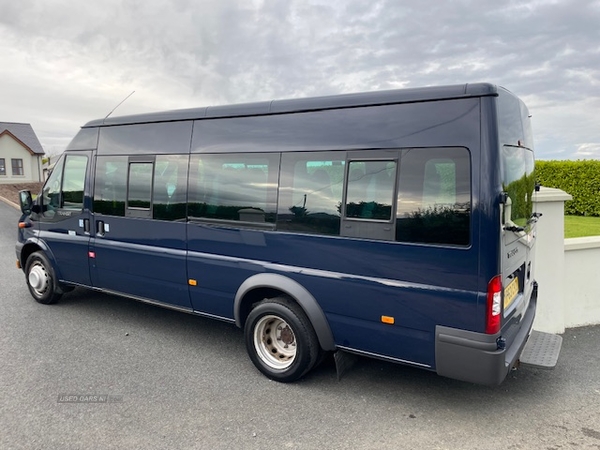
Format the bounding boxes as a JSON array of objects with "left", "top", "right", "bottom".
[{"left": 435, "top": 286, "right": 537, "bottom": 385}]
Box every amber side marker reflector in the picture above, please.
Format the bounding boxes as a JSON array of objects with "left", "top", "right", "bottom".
[
  {"left": 188, "top": 279, "right": 197, "bottom": 286},
  {"left": 18, "top": 222, "right": 29, "bottom": 229},
  {"left": 381, "top": 316, "right": 395, "bottom": 325},
  {"left": 16, "top": 260, "right": 22, "bottom": 269}
]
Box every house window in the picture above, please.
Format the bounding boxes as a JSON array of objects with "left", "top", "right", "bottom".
[
  {"left": 0, "top": 158, "right": 6, "bottom": 176},
  {"left": 11, "top": 159, "right": 24, "bottom": 176}
]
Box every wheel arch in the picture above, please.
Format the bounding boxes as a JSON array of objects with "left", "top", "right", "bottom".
[
  {"left": 234, "top": 273, "right": 336, "bottom": 351},
  {"left": 20, "top": 240, "right": 61, "bottom": 279}
]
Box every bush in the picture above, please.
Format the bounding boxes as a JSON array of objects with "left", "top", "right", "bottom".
[{"left": 536, "top": 160, "right": 600, "bottom": 216}]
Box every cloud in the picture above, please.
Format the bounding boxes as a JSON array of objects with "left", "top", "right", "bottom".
[{"left": 0, "top": 0, "right": 598, "bottom": 159}]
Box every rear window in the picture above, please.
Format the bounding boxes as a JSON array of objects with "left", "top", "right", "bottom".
[
  {"left": 502, "top": 146, "right": 535, "bottom": 228},
  {"left": 498, "top": 89, "right": 536, "bottom": 230}
]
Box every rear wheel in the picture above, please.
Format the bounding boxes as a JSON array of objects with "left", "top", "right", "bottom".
[
  {"left": 244, "top": 297, "right": 320, "bottom": 382},
  {"left": 25, "top": 251, "right": 62, "bottom": 304}
]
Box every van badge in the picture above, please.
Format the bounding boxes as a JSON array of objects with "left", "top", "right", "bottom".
[{"left": 507, "top": 248, "right": 519, "bottom": 259}]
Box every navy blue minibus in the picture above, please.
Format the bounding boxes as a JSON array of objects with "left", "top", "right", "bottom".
[{"left": 16, "top": 83, "right": 562, "bottom": 384}]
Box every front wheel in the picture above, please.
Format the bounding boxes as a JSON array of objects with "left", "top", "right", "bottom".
[
  {"left": 25, "top": 251, "right": 62, "bottom": 304},
  {"left": 244, "top": 297, "right": 320, "bottom": 382}
]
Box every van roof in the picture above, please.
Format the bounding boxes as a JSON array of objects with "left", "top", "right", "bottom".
[{"left": 84, "top": 82, "right": 500, "bottom": 128}]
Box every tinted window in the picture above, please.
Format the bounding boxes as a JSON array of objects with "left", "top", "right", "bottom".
[
  {"left": 41, "top": 156, "right": 65, "bottom": 218},
  {"left": 277, "top": 152, "right": 345, "bottom": 235},
  {"left": 153, "top": 155, "right": 188, "bottom": 221},
  {"left": 345, "top": 160, "right": 396, "bottom": 220},
  {"left": 502, "top": 146, "right": 535, "bottom": 228},
  {"left": 127, "top": 162, "right": 153, "bottom": 210},
  {"left": 41, "top": 154, "right": 88, "bottom": 220},
  {"left": 188, "top": 153, "right": 278, "bottom": 226},
  {"left": 396, "top": 148, "right": 470, "bottom": 246},
  {"left": 62, "top": 155, "right": 88, "bottom": 210},
  {"left": 94, "top": 155, "right": 187, "bottom": 220},
  {"left": 94, "top": 156, "right": 127, "bottom": 216},
  {"left": 497, "top": 90, "right": 533, "bottom": 150}
]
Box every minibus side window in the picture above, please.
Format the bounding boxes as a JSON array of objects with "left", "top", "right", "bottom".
[
  {"left": 62, "top": 155, "right": 88, "bottom": 210},
  {"left": 277, "top": 152, "right": 345, "bottom": 236},
  {"left": 127, "top": 162, "right": 154, "bottom": 215},
  {"left": 93, "top": 156, "right": 127, "bottom": 216},
  {"left": 153, "top": 155, "right": 188, "bottom": 221},
  {"left": 345, "top": 160, "right": 396, "bottom": 221},
  {"left": 41, "top": 154, "right": 88, "bottom": 220},
  {"left": 188, "top": 153, "right": 278, "bottom": 224},
  {"left": 396, "top": 147, "right": 471, "bottom": 246},
  {"left": 41, "top": 156, "right": 65, "bottom": 218}
]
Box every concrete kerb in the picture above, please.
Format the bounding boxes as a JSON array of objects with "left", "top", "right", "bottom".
[{"left": 0, "top": 195, "right": 20, "bottom": 210}]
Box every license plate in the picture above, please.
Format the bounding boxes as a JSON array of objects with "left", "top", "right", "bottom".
[{"left": 504, "top": 277, "right": 519, "bottom": 309}]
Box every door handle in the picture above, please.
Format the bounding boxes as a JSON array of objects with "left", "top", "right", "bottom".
[
  {"left": 83, "top": 219, "right": 90, "bottom": 234},
  {"left": 96, "top": 220, "right": 105, "bottom": 237}
]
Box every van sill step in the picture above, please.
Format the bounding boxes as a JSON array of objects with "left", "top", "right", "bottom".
[{"left": 519, "top": 330, "right": 562, "bottom": 369}]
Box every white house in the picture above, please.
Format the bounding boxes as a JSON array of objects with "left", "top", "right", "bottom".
[{"left": 0, "top": 122, "right": 45, "bottom": 184}]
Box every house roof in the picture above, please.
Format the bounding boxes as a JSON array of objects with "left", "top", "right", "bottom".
[{"left": 0, "top": 122, "right": 45, "bottom": 155}]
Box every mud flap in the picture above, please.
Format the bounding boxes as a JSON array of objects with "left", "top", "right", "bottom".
[
  {"left": 334, "top": 350, "right": 359, "bottom": 381},
  {"left": 519, "top": 330, "right": 563, "bottom": 369}
]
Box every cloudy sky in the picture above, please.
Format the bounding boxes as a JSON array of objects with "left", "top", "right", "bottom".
[{"left": 1, "top": 0, "right": 599, "bottom": 159}]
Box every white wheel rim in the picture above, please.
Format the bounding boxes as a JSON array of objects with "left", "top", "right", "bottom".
[
  {"left": 253, "top": 314, "right": 297, "bottom": 370},
  {"left": 28, "top": 263, "right": 49, "bottom": 296}
]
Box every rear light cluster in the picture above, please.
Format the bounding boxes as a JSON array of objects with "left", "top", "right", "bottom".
[{"left": 486, "top": 275, "right": 502, "bottom": 334}]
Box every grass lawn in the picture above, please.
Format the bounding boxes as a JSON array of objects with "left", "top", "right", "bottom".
[{"left": 564, "top": 215, "right": 600, "bottom": 238}]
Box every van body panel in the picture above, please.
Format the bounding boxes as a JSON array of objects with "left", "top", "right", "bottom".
[
  {"left": 190, "top": 99, "right": 481, "bottom": 154},
  {"left": 90, "top": 217, "right": 190, "bottom": 308}
]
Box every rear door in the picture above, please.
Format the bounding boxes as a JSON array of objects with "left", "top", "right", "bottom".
[{"left": 501, "top": 145, "right": 536, "bottom": 320}]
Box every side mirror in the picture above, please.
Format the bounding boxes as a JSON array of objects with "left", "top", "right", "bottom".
[{"left": 18, "top": 190, "right": 33, "bottom": 215}]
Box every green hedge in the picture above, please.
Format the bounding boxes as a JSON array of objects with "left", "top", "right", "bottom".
[{"left": 536, "top": 160, "right": 600, "bottom": 216}]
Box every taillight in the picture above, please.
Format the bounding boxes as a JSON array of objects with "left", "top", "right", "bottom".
[{"left": 486, "top": 275, "right": 502, "bottom": 334}]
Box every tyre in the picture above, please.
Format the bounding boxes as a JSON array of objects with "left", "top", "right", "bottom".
[
  {"left": 25, "top": 251, "right": 63, "bottom": 305},
  {"left": 244, "top": 297, "right": 320, "bottom": 382}
]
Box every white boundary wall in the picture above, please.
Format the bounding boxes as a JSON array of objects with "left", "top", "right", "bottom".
[{"left": 533, "top": 187, "right": 600, "bottom": 334}]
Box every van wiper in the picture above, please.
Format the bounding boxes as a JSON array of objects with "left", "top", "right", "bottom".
[
  {"left": 504, "top": 225, "right": 524, "bottom": 232},
  {"left": 525, "top": 212, "right": 543, "bottom": 226}
]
